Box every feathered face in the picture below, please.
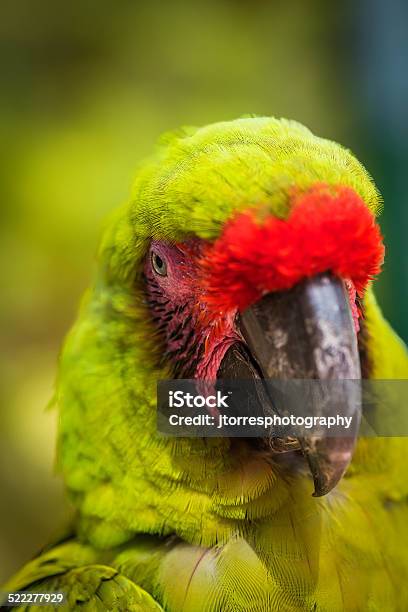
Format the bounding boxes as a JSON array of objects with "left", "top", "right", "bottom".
[{"left": 144, "top": 183, "right": 384, "bottom": 496}]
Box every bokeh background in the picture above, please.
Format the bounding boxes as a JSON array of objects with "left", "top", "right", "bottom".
[{"left": 1, "top": 0, "right": 407, "bottom": 584}]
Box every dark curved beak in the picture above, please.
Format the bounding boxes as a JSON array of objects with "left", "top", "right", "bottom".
[{"left": 218, "top": 273, "right": 361, "bottom": 496}]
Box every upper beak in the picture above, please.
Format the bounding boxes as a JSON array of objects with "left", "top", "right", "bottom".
[{"left": 218, "top": 272, "right": 361, "bottom": 496}]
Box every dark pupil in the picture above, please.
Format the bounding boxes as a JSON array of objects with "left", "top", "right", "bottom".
[{"left": 155, "top": 255, "right": 164, "bottom": 270}]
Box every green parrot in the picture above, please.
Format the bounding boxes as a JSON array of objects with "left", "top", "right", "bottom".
[{"left": 3, "top": 117, "right": 408, "bottom": 611}]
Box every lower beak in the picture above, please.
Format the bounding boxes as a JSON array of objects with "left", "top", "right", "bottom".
[{"left": 219, "top": 272, "right": 361, "bottom": 496}]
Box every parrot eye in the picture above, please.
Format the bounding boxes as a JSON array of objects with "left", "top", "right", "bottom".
[{"left": 151, "top": 251, "right": 167, "bottom": 276}]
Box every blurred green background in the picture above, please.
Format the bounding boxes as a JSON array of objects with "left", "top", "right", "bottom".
[{"left": 1, "top": 0, "right": 407, "bottom": 584}]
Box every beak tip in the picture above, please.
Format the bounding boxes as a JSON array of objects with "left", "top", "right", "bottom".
[
  {"left": 312, "top": 482, "right": 332, "bottom": 497},
  {"left": 304, "top": 440, "right": 352, "bottom": 497}
]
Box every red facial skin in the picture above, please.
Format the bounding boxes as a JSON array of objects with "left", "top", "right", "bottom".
[
  {"left": 144, "top": 185, "right": 384, "bottom": 378},
  {"left": 144, "top": 240, "right": 241, "bottom": 378}
]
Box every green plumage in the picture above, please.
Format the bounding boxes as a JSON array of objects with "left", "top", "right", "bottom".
[{"left": 3, "top": 117, "right": 408, "bottom": 611}]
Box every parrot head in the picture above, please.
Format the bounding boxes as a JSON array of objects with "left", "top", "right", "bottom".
[{"left": 58, "top": 117, "right": 384, "bottom": 548}]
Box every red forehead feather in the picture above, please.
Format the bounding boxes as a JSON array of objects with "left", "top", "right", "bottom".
[{"left": 201, "top": 184, "right": 384, "bottom": 313}]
